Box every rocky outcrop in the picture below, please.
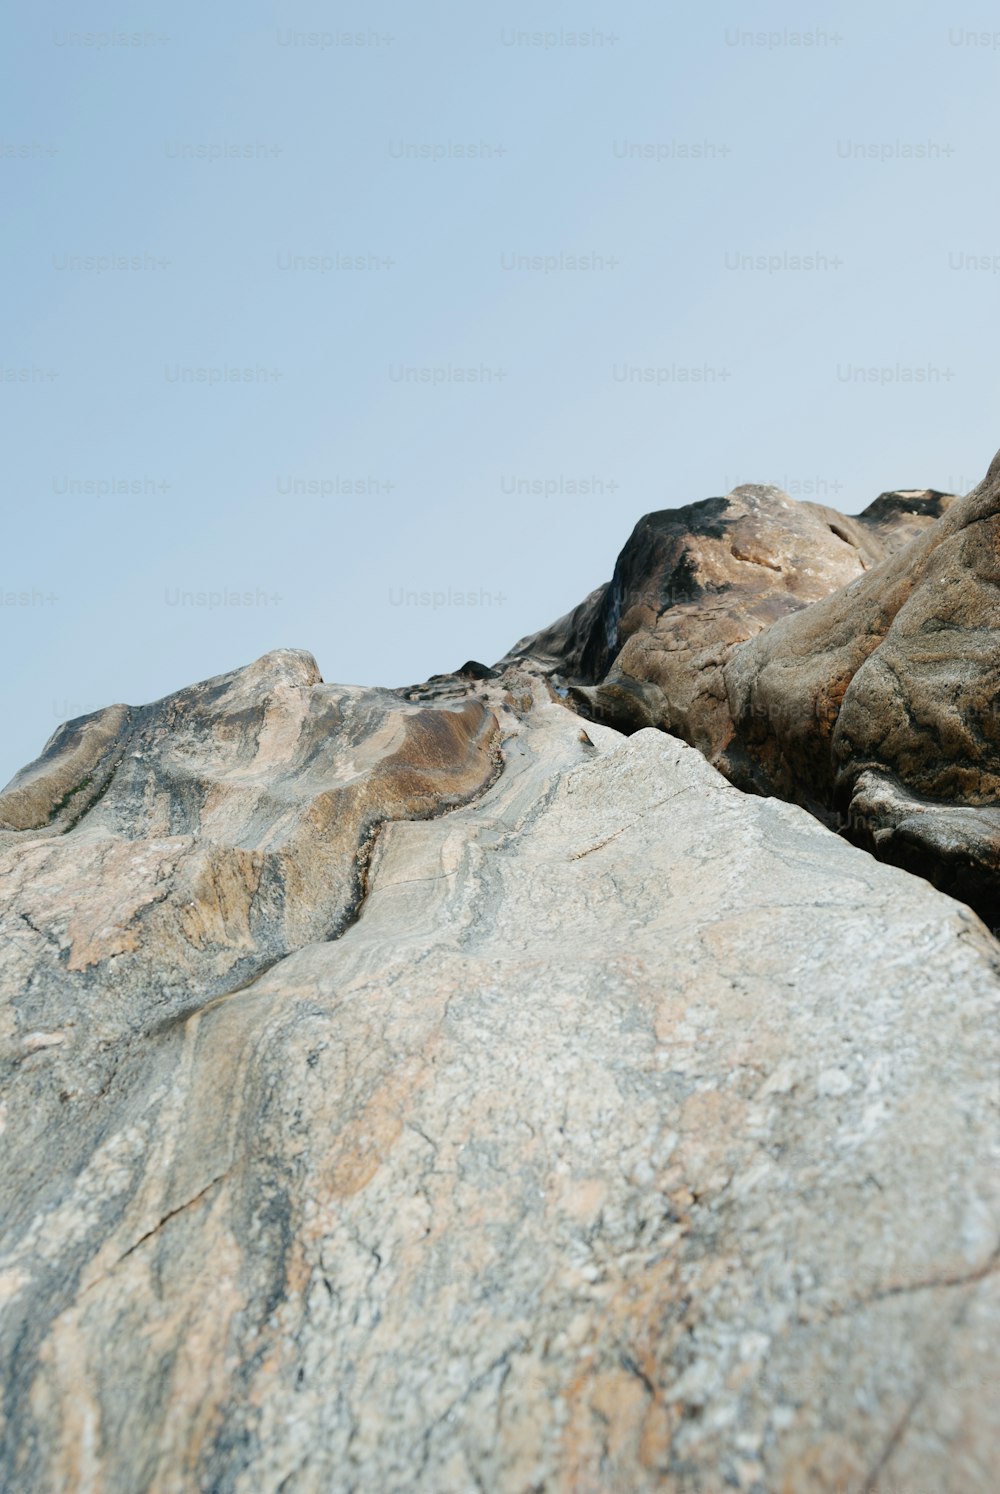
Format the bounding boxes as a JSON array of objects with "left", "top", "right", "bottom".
[
  {"left": 724, "top": 454, "right": 1000, "bottom": 920},
  {"left": 1, "top": 650, "right": 999, "bottom": 1491},
  {"left": 0, "top": 650, "right": 500, "bottom": 1242},
  {"left": 502, "top": 485, "right": 957, "bottom": 775},
  {"left": 500, "top": 476, "right": 1000, "bottom": 913},
  {"left": 3, "top": 454, "right": 1000, "bottom": 1491}
]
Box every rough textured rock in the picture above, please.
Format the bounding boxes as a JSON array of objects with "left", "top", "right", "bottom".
[
  {"left": 500, "top": 475, "right": 1000, "bottom": 913},
  {"left": 1, "top": 657, "right": 999, "bottom": 1491},
  {"left": 0, "top": 649, "right": 500, "bottom": 1228},
  {"left": 725, "top": 454, "right": 1000, "bottom": 920},
  {"left": 501, "top": 485, "right": 957, "bottom": 774}
]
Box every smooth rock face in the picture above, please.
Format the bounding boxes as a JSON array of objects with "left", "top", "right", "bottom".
[
  {"left": 725, "top": 456, "right": 1000, "bottom": 919},
  {"left": 501, "top": 485, "right": 957, "bottom": 773},
  {"left": 1, "top": 664, "right": 999, "bottom": 1492}
]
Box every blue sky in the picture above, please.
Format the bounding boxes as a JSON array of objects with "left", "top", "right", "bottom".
[{"left": 3, "top": 0, "right": 999, "bottom": 785}]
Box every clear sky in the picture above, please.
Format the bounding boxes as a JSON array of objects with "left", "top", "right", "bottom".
[{"left": 3, "top": 0, "right": 999, "bottom": 786}]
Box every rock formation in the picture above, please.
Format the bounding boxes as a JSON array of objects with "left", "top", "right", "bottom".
[
  {"left": 501, "top": 484, "right": 956, "bottom": 772},
  {"left": 726, "top": 457, "right": 1000, "bottom": 922},
  {"left": 1, "top": 461, "right": 999, "bottom": 1491},
  {"left": 502, "top": 474, "right": 1000, "bottom": 919}
]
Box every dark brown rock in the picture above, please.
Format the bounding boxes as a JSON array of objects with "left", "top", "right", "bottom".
[
  {"left": 501, "top": 484, "right": 957, "bottom": 773},
  {"left": 724, "top": 453, "right": 1000, "bottom": 919}
]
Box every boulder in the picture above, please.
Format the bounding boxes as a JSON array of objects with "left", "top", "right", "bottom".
[
  {"left": 0, "top": 648, "right": 500, "bottom": 1227},
  {"left": 725, "top": 453, "right": 1000, "bottom": 920},
  {"left": 1, "top": 663, "right": 998, "bottom": 1491},
  {"left": 501, "top": 485, "right": 957, "bottom": 780}
]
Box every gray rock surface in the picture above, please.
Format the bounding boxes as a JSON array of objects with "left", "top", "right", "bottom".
[
  {"left": 1, "top": 655, "right": 998, "bottom": 1491},
  {"left": 0, "top": 649, "right": 499, "bottom": 1314}
]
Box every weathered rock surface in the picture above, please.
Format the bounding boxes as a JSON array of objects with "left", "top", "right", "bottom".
[
  {"left": 502, "top": 485, "right": 957, "bottom": 771},
  {"left": 726, "top": 455, "right": 1000, "bottom": 920},
  {"left": 499, "top": 476, "right": 1000, "bottom": 912},
  {"left": 0, "top": 649, "right": 499, "bottom": 1243},
  {"left": 1, "top": 654, "right": 999, "bottom": 1491}
]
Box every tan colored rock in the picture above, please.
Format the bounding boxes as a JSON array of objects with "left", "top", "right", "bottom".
[
  {"left": 1, "top": 663, "right": 998, "bottom": 1491},
  {"left": 0, "top": 702, "right": 130, "bottom": 832},
  {"left": 0, "top": 648, "right": 499, "bottom": 1214}
]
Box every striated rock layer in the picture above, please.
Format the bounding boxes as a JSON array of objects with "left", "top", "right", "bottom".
[
  {"left": 1, "top": 651, "right": 999, "bottom": 1491},
  {"left": 0, "top": 650, "right": 500, "bottom": 1294}
]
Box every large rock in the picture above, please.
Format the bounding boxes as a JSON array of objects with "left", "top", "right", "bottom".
[
  {"left": 501, "top": 485, "right": 957, "bottom": 777},
  {"left": 725, "top": 453, "right": 1000, "bottom": 919},
  {"left": 1, "top": 660, "right": 998, "bottom": 1491},
  {"left": 0, "top": 649, "right": 499, "bottom": 1233}
]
